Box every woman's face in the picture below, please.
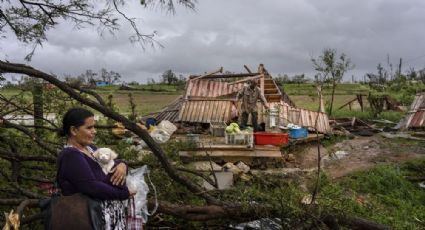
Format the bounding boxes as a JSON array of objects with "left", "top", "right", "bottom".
[{"left": 70, "top": 116, "right": 96, "bottom": 146}]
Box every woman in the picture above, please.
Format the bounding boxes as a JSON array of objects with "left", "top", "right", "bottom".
[{"left": 57, "top": 107, "right": 131, "bottom": 229}]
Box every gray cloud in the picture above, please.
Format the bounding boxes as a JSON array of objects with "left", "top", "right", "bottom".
[{"left": 1, "top": 0, "right": 425, "bottom": 82}]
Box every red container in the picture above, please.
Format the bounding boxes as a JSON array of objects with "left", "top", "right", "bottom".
[{"left": 254, "top": 132, "right": 289, "bottom": 145}]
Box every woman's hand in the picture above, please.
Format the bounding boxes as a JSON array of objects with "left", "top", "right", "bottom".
[
  {"left": 129, "top": 190, "right": 137, "bottom": 197},
  {"left": 110, "top": 162, "right": 127, "bottom": 186}
]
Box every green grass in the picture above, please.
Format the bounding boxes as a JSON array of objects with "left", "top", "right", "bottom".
[
  {"left": 94, "top": 84, "right": 183, "bottom": 94},
  {"left": 0, "top": 83, "right": 410, "bottom": 121},
  {"left": 319, "top": 158, "right": 425, "bottom": 230}
]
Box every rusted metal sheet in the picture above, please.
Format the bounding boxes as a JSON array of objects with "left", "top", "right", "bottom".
[
  {"left": 178, "top": 100, "right": 233, "bottom": 123},
  {"left": 258, "top": 102, "right": 331, "bottom": 133},
  {"left": 397, "top": 92, "right": 425, "bottom": 129},
  {"left": 232, "top": 101, "right": 331, "bottom": 133},
  {"left": 185, "top": 80, "right": 245, "bottom": 98},
  {"left": 143, "top": 96, "right": 183, "bottom": 122},
  {"left": 410, "top": 111, "right": 425, "bottom": 127}
]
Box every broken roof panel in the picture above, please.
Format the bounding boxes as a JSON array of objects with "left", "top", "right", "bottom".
[
  {"left": 178, "top": 100, "right": 233, "bottom": 123},
  {"left": 185, "top": 79, "right": 245, "bottom": 98},
  {"left": 397, "top": 92, "right": 425, "bottom": 129}
]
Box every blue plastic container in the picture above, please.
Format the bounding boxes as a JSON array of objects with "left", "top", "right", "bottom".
[
  {"left": 145, "top": 117, "right": 157, "bottom": 129},
  {"left": 289, "top": 127, "right": 308, "bottom": 139}
]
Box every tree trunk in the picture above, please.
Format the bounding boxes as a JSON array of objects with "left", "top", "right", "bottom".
[
  {"left": 329, "top": 80, "right": 336, "bottom": 116},
  {"left": 0, "top": 60, "right": 220, "bottom": 205},
  {"left": 32, "top": 79, "right": 44, "bottom": 136}
]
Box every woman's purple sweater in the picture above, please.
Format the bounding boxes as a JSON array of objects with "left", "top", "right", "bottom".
[{"left": 57, "top": 147, "right": 129, "bottom": 200}]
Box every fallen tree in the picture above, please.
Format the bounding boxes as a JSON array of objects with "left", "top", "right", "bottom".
[{"left": 0, "top": 60, "right": 396, "bottom": 229}]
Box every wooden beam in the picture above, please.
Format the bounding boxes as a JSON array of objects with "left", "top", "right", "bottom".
[
  {"left": 189, "top": 73, "right": 260, "bottom": 79},
  {"left": 179, "top": 150, "right": 282, "bottom": 158},
  {"left": 260, "top": 74, "right": 265, "bottom": 95},
  {"left": 183, "top": 144, "right": 281, "bottom": 151},
  {"left": 227, "top": 75, "right": 262, "bottom": 85},
  {"left": 337, "top": 97, "right": 358, "bottom": 110},
  {"left": 244, "top": 65, "right": 252, "bottom": 73},
  {"left": 191, "top": 67, "right": 224, "bottom": 81}
]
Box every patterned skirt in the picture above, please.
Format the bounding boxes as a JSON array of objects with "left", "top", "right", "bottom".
[{"left": 101, "top": 200, "right": 127, "bottom": 230}]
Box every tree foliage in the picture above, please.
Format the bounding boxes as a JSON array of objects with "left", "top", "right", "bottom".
[
  {"left": 312, "top": 48, "right": 354, "bottom": 115},
  {"left": 0, "top": 0, "right": 196, "bottom": 59}
]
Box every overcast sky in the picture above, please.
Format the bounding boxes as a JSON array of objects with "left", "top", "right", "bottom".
[{"left": 2, "top": 0, "right": 425, "bottom": 82}]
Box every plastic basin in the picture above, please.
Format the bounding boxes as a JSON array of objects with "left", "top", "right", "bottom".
[{"left": 254, "top": 132, "right": 288, "bottom": 145}]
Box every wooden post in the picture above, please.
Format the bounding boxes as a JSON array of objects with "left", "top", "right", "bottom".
[
  {"left": 244, "top": 65, "right": 252, "bottom": 74},
  {"left": 260, "top": 74, "right": 265, "bottom": 95}
]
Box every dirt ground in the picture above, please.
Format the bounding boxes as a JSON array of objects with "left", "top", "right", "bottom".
[{"left": 292, "top": 134, "right": 425, "bottom": 179}]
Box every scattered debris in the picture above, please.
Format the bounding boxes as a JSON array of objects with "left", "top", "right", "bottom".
[
  {"left": 396, "top": 91, "right": 425, "bottom": 130},
  {"left": 286, "top": 153, "right": 296, "bottom": 162},
  {"left": 332, "top": 117, "right": 381, "bottom": 136},
  {"left": 333, "top": 150, "right": 349, "bottom": 160},
  {"left": 338, "top": 94, "right": 403, "bottom": 112},
  {"left": 379, "top": 132, "right": 425, "bottom": 141},
  {"left": 301, "top": 194, "right": 317, "bottom": 205},
  {"left": 231, "top": 218, "right": 282, "bottom": 230},
  {"left": 223, "top": 162, "right": 242, "bottom": 175},
  {"left": 203, "top": 172, "right": 233, "bottom": 190},
  {"left": 235, "top": 161, "right": 250, "bottom": 173},
  {"left": 187, "top": 161, "right": 222, "bottom": 171}
]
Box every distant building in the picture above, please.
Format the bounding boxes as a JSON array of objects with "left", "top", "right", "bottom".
[{"left": 95, "top": 81, "right": 111, "bottom": 87}]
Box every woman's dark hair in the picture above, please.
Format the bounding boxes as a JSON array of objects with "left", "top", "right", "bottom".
[{"left": 59, "top": 108, "right": 94, "bottom": 137}]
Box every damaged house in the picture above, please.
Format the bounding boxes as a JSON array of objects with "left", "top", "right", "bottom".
[{"left": 147, "top": 64, "right": 331, "bottom": 134}]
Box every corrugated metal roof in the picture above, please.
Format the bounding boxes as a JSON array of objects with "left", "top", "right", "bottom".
[
  {"left": 397, "top": 92, "right": 425, "bottom": 129},
  {"left": 178, "top": 100, "right": 233, "bottom": 123},
  {"left": 409, "top": 110, "right": 425, "bottom": 127},
  {"left": 176, "top": 100, "right": 331, "bottom": 133},
  {"left": 256, "top": 102, "right": 331, "bottom": 133},
  {"left": 185, "top": 79, "right": 245, "bottom": 98},
  {"left": 143, "top": 96, "right": 183, "bottom": 122}
]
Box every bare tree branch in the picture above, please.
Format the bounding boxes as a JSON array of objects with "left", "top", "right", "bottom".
[
  {"left": 0, "top": 116, "right": 57, "bottom": 155},
  {"left": 0, "top": 60, "right": 220, "bottom": 205}
]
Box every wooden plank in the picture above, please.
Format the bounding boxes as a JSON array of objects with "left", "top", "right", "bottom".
[
  {"left": 187, "top": 144, "right": 280, "bottom": 151},
  {"left": 179, "top": 150, "right": 282, "bottom": 158},
  {"left": 189, "top": 72, "right": 260, "bottom": 79}
]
